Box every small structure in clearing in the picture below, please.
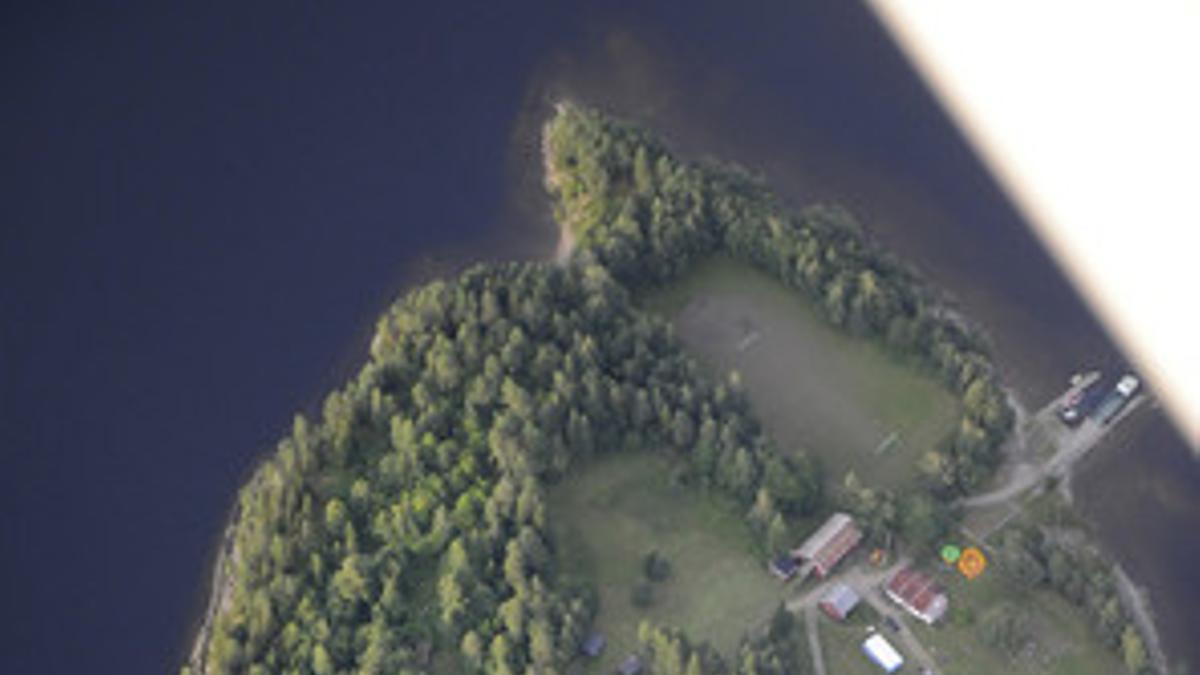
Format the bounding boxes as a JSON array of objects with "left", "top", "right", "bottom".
[
  {"left": 792, "top": 512, "right": 862, "bottom": 577},
  {"left": 819, "top": 583, "right": 861, "bottom": 621},
  {"left": 769, "top": 553, "right": 799, "bottom": 581},
  {"left": 885, "top": 567, "right": 948, "bottom": 625},
  {"left": 617, "top": 654, "right": 643, "bottom": 675},
  {"left": 862, "top": 633, "right": 905, "bottom": 673},
  {"left": 580, "top": 632, "right": 606, "bottom": 658}
]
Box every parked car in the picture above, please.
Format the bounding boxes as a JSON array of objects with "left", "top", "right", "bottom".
[{"left": 1059, "top": 377, "right": 1108, "bottom": 426}]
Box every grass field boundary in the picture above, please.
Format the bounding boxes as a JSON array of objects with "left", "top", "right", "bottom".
[{"left": 641, "top": 257, "right": 961, "bottom": 492}]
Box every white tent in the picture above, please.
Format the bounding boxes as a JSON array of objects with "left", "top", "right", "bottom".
[{"left": 862, "top": 634, "right": 904, "bottom": 673}]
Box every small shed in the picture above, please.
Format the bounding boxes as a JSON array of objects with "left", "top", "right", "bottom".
[
  {"left": 819, "top": 583, "right": 861, "bottom": 621},
  {"left": 581, "top": 632, "right": 606, "bottom": 658},
  {"left": 617, "top": 654, "right": 643, "bottom": 675},
  {"left": 862, "top": 634, "right": 904, "bottom": 673},
  {"left": 769, "top": 553, "right": 799, "bottom": 580}
]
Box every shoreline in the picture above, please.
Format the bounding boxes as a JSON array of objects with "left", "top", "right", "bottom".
[
  {"left": 185, "top": 504, "right": 239, "bottom": 674},
  {"left": 542, "top": 101, "right": 580, "bottom": 264},
  {"left": 542, "top": 98, "right": 1174, "bottom": 670},
  {"left": 186, "top": 107, "right": 575, "bottom": 673},
  {"left": 970, "top": 384, "right": 1171, "bottom": 673},
  {"left": 184, "top": 102, "right": 1173, "bottom": 674},
  {"left": 1115, "top": 564, "right": 1170, "bottom": 674}
]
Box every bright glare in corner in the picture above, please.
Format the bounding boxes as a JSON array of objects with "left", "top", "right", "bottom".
[{"left": 868, "top": 1, "right": 1200, "bottom": 448}]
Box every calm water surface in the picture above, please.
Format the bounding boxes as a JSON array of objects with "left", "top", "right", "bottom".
[{"left": 2, "top": 1, "right": 1196, "bottom": 672}]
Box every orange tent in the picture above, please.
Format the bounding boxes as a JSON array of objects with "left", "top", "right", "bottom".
[{"left": 957, "top": 547, "right": 987, "bottom": 579}]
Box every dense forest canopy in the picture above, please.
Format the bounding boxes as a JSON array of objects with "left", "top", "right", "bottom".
[
  {"left": 189, "top": 259, "right": 819, "bottom": 674},
  {"left": 188, "top": 103, "right": 1016, "bottom": 675}
]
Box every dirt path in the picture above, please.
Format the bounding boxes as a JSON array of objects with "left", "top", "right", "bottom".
[
  {"left": 803, "top": 606, "right": 828, "bottom": 675},
  {"left": 958, "top": 380, "right": 1170, "bottom": 672},
  {"left": 962, "top": 379, "right": 1144, "bottom": 509}
]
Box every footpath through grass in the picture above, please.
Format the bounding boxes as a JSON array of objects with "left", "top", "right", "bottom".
[
  {"left": 550, "top": 452, "right": 783, "bottom": 672},
  {"left": 643, "top": 257, "right": 960, "bottom": 490}
]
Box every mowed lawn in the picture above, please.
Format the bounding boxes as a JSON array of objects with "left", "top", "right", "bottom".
[
  {"left": 550, "top": 452, "right": 783, "bottom": 672},
  {"left": 820, "top": 619, "right": 891, "bottom": 675},
  {"left": 910, "top": 566, "right": 1127, "bottom": 675},
  {"left": 643, "top": 257, "right": 960, "bottom": 490}
]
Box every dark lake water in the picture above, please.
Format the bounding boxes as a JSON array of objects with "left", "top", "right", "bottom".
[{"left": 3, "top": 1, "right": 1196, "bottom": 672}]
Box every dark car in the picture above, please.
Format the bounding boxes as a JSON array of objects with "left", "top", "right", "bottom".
[
  {"left": 1058, "top": 390, "right": 1085, "bottom": 425},
  {"left": 1059, "top": 378, "right": 1109, "bottom": 426},
  {"left": 883, "top": 615, "right": 901, "bottom": 632}
]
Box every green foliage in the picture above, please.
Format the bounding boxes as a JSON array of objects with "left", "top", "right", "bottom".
[
  {"left": 545, "top": 102, "right": 1013, "bottom": 495},
  {"left": 634, "top": 612, "right": 811, "bottom": 675},
  {"left": 638, "top": 622, "right": 728, "bottom": 675},
  {"left": 994, "top": 522, "right": 1154, "bottom": 672},
  {"left": 897, "top": 491, "right": 952, "bottom": 552},
  {"left": 1121, "top": 624, "right": 1149, "bottom": 674},
  {"left": 194, "top": 258, "right": 809, "bottom": 673},
  {"left": 838, "top": 471, "right": 898, "bottom": 543},
  {"left": 192, "top": 103, "right": 1015, "bottom": 674},
  {"left": 978, "top": 603, "right": 1034, "bottom": 657},
  {"left": 735, "top": 604, "right": 812, "bottom": 675},
  {"left": 643, "top": 549, "right": 673, "bottom": 582}
]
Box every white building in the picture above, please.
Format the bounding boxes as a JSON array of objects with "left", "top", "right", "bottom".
[{"left": 862, "top": 634, "right": 904, "bottom": 673}]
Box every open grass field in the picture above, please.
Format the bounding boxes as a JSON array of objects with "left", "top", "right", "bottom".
[
  {"left": 549, "top": 452, "right": 784, "bottom": 673},
  {"left": 909, "top": 565, "right": 1127, "bottom": 675},
  {"left": 643, "top": 257, "right": 960, "bottom": 490},
  {"left": 819, "top": 617, "right": 892, "bottom": 675}
]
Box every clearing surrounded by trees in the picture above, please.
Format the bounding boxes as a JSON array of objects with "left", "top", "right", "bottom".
[
  {"left": 550, "top": 452, "right": 784, "bottom": 673},
  {"left": 644, "top": 256, "right": 961, "bottom": 490},
  {"left": 188, "top": 102, "right": 1157, "bottom": 675}
]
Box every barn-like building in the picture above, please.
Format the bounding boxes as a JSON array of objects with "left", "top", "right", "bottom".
[
  {"left": 884, "top": 567, "right": 948, "bottom": 624},
  {"left": 792, "top": 512, "right": 862, "bottom": 577}
]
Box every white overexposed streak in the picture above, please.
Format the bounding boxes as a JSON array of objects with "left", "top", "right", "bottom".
[{"left": 868, "top": 1, "right": 1200, "bottom": 448}]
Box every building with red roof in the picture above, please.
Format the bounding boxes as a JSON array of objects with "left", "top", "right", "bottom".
[
  {"left": 884, "top": 567, "right": 948, "bottom": 624},
  {"left": 792, "top": 512, "right": 862, "bottom": 577},
  {"left": 819, "top": 583, "right": 861, "bottom": 621}
]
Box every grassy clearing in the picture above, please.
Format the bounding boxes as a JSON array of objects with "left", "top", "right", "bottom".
[
  {"left": 962, "top": 502, "right": 1021, "bottom": 543},
  {"left": 911, "top": 566, "right": 1126, "bottom": 675},
  {"left": 550, "top": 452, "right": 784, "bottom": 673},
  {"left": 819, "top": 617, "right": 891, "bottom": 675},
  {"left": 643, "top": 257, "right": 960, "bottom": 490}
]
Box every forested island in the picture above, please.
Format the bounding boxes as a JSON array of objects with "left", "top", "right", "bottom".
[{"left": 186, "top": 103, "right": 1156, "bottom": 675}]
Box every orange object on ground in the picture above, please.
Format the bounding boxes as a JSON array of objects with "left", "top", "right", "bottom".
[
  {"left": 957, "top": 547, "right": 987, "bottom": 579},
  {"left": 869, "top": 548, "right": 886, "bottom": 566}
]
